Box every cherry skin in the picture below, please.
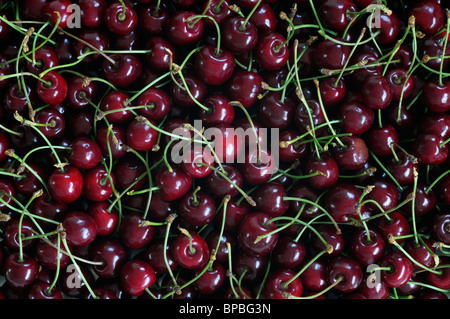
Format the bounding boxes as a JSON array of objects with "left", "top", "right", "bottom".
[
  {"left": 139, "top": 3, "right": 170, "bottom": 35},
  {"left": 380, "top": 250, "right": 414, "bottom": 288},
  {"left": 315, "top": 39, "right": 351, "bottom": 70},
  {"left": 240, "top": 148, "right": 276, "bottom": 186},
  {"left": 125, "top": 117, "right": 158, "bottom": 152},
  {"left": 178, "top": 189, "right": 216, "bottom": 227},
  {"left": 412, "top": 133, "right": 448, "bottom": 165},
  {"left": 90, "top": 239, "right": 128, "bottom": 279},
  {"left": 257, "top": 92, "right": 294, "bottom": 129},
  {"left": 96, "top": 125, "right": 127, "bottom": 159},
  {"left": 68, "top": 137, "right": 102, "bottom": 170},
  {"left": 180, "top": 145, "right": 215, "bottom": 179},
  {"left": 120, "top": 259, "right": 156, "bottom": 297},
  {"left": 278, "top": 130, "right": 308, "bottom": 163},
  {"left": 327, "top": 255, "right": 363, "bottom": 293},
  {"left": 287, "top": 184, "right": 321, "bottom": 221},
  {"left": 170, "top": 231, "right": 210, "bottom": 270},
  {"left": 375, "top": 211, "right": 410, "bottom": 244},
  {"left": 261, "top": 268, "right": 303, "bottom": 299},
  {"left": 425, "top": 259, "right": 450, "bottom": 290},
  {"left": 35, "top": 236, "right": 71, "bottom": 270},
  {"left": 171, "top": 74, "right": 208, "bottom": 108},
  {"left": 155, "top": 165, "right": 193, "bottom": 202},
  {"left": 79, "top": 0, "right": 107, "bottom": 28},
  {"left": 294, "top": 99, "right": 326, "bottom": 136},
  {"left": 222, "top": 17, "right": 258, "bottom": 54},
  {"left": 25, "top": 46, "right": 59, "bottom": 75},
  {"left": 36, "top": 71, "right": 68, "bottom": 106},
  {"left": 319, "top": 76, "right": 347, "bottom": 108},
  {"left": 194, "top": 45, "right": 236, "bottom": 86},
  {"left": 143, "top": 238, "right": 179, "bottom": 274},
  {"left": 249, "top": 2, "right": 277, "bottom": 32},
  {"left": 214, "top": 197, "right": 250, "bottom": 232},
  {"left": 419, "top": 112, "right": 450, "bottom": 139},
  {"left": 305, "top": 152, "right": 339, "bottom": 190},
  {"left": 299, "top": 258, "right": 328, "bottom": 292},
  {"left": 431, "top": 213, "right": 450, "bottom": 244},
  {"left": 28, "top": 282, "right": 63, "bottom": 300},
  {"left": 62, "top": 211, "right": 98, "bottom": 247},
  {"left": 324, "top": 183, "right": 361, "bottom": 223},
  {"left": 87, "top": 201, "right": 119, "bottom": 237},
  {"left": 145, "top": 36, "right": 177, "bottom": 71},
  {"left": 198, "top": 93, "right": 235, "bottom": 127},
  {"left": 136, "top": 87, "right": 171, "bottom": 121},
  {"left": 66, "top": 76, "right": 98, "bottom": 110},
  {"left": 13, "top": 162, "right": 47, "bottom": 197},
  {"left": 423, "top": 79, "right": 450, "bottom": 113},
  {"left": 205, "top": 230, "right": 237, "bottom": 264},
  {"left": 386, "top": 68, "right": 415, "bottom": 101},
  {"left": 361, "top": 74, "right": 394, "bottom": 110},
  {"left": 4, "top": 252, "right": 39, "bottom": 291},
  {"left": 99, "top": 91, "right": 133, "bottom": 124},
  {"left": 34, "top": 107, "right": 66, "bottom": 140},
  {"left": 202, "top": 0, "right": 233, "bottom": 27},
  {"left": 402, "top": 183, "right": 437, "bottom": 218},
  {"left": 365, "top": 178, "right": 399, "bottom": 213},
  {"left": 333, "top": 135, "right": 369, "bottom": 171},
  {"left": 318, "top": 0, "right": 358, "bottom": 32},
  {"left": 254, "top": 31, "right": 289, "bottom": 71},
  {"left": 165, "top": 11, "right": 204, "bottom": 46},
  {"left": 119, "top": 212, "right": 155, "bottom": 250},
  {"left": 41, "top": 0, "right": 73, "bottom": 29},
  {"left": 410, "top": 0, "right": 445, "bottom": 35},
  {"left": 4, "top": 82, "right": 36, "bottom": 116},
  {"left": 357, "top": 274, "right": 391, "bottom": 299},
  {"left": 192, "top": 262, "right": 226, "bottom": 296},
  {"left": 420, "top": 35, "right": 450, "bottom": 71},
  {"left": 404, "top": 237, "right": 437, "bottom": 270},
  {"left": 102, "top": 53, "right": 142, "bottom": 88},
  {"left": 372, "top": 11, "right": 401, "bottom": 45},
  {"left": 104, "top": 1, "right": 138, "bottom": 35},
  {"left": 312, "top": 224, "right": 346, "bottom": 257},
  {"left": 83, "top": 166, "right": 115, "bottom": 202},
  {"left": 386, "top": 151, "right": 418, "bottom": 186},
  {"left": 238, "top": 212, "right": 278, "bottom": 257},
  {"left": 339, "top": 100, "right": 375, "bottom": 135},
  {"left": 253, "top": 182, "right": 289, "bottom": 218},
  {"left": 350, "top": 228, "right": 386, "bottom": 267},
  {"left": 272, "top": 237, "right": 306, "bottom": 269},
  {"left": 3, "top": 218, "right": 36, "bottom": 252},
  {"left": 47, "top": 166, "right": 84, "bottom": 203},
  {"left": 227, "top": 70, "right": 264, "bottom": 109}
]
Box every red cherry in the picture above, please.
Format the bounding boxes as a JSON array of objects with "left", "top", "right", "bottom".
[
  {"left": 47, "top": 166, "right": 84, "bottom": 203},
  {"left": 120, "top": 259, "right": 156, "bottom": 297},
  {"left": 380, "top": 250, "right": 414, "bottom": 288},
  {"left": 104, "top": 1, "right": 138, "bottom": 35},
  {"left": 62, "top": 211, "right": 98, "bottom": 247},
  {"left": 238, "top": 212, "right": 278, "bottom": 257},
  {"left": 171, "top": 230, "right": 210, "bottom": 270},
  {"left": 36, "top": 71, "right": 68, "bottom": 106}
]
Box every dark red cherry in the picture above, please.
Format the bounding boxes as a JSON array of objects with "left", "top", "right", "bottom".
[
  {"left": 339, "top": 100, "right": 374, "bottom": 135},
  {"left": 253, "top": 182, "right": 289, "bottom": 218},
  {"left": 412, "top": 133, "right": 448, "bottom": 165},
  {"left": 238, "top": 212, "right": 278, "bottom": 257},
  {"left": 278, "top": 130, "right": 308, "bottom": 163},
  {"left": 419, "top": 112, "right": 450, "bottom": 139},
  {"left": 367, "top": 124, "right": 399, "bottom": 157},
  {"left": 431, "top": 213, "right": 450, "bottom": 244},
  {"left": 287, "top": 184, "right": 321, "bottom": 220},
  {"left": 155, "top": 166, "right": 192, "bottom": 202},
  {"left": 227, "top": 70, "right": 264, "bottom": 109},
  {"left": 202, "top": 0, "right": 233, "bottom": 27},
  {"left": 139, "top": 3, "right": 170, "bottom": 35},
  {"left": 102, "top": 53, "right": 142, "bottom": 88},
  {"left": 68, "top": 137, "right": 102, "bottom": 171},
  {"left": 254, "top": 31, "right": 289, "bottom": 71},
  {"left": 214, "top": 198, "right": 250, "bottom": 232},
  {"left": 205, "top": 230, "right": 237, "bottom": 264},
  {"left": 42, "top": 0, "right": 73, "bottom": 29},
  {"left": 143, "top": 238, "right": 178, "bottom": 274},
  {"left": 206, "top": 164, "right": 243, "bottom": 198},
  {"left": 99, "top": 91, "right": 133, "bottom": 124},
  {"left": 28, "top": 281, "right": 63, "bottom": 299},
  {"left": 192, "top": 262, "right": 226, "bottom": 295},
  {"left": 119, "top": 212, "right": 155, "bottom": 250},
  {"left": 125, "top": 117, "right": 158, "bottom": 152},
  {"left": 386, "top": 68, "right": 414, "bottom": 101},
  {"left": 48, "top": 166, "right": 84, "bottom": 203},
  {"left": 35, "top": 236, "right": 71, "bottom": 270},
  {"left": 195, "top": 45, "right": 235, "bottom": 86},
  {"left": 4, "top": 252, "right": 39, "bottom": 291},
  {"left": 34, "top": 107, "right": 65, "bottom": 140},
  {"left": 318, "top": 0, "right": 358, "bottom": 32},
  {"left": 423, "top": 79, "right": 450, "bottom": 113},
  {"left": 299, "top": 258, "right": 328, "bottom": 292},
  {"left": 305, "top": 152, "right": 339, "bottom": 190},
  {"left": 404, "top": 237, "right": 437, "bottom": 270},
  {"left": 66, "top": 76, "right": 98, "bottom": 110},
  {"left": 425, "top": 258, "right": 450, "bottom": 290},
  {"left": 294, "top": 99, "right": 326, "bottom": 136},
  {"left": 358, "top": 274, "right": 391, "bottom": 299},
  {"left": 325, "top": 183, "right": 361, "bottom": 223},
  {"left": 13, "top": 162, "right": 46, "bottom": 197},
  {"left": 419, "top": 35, "right": 450, "bottom": 71},
  {"left": 312, "top": 224, "right": 345, "bottom": 257},
  {"left": 319, "top": 76, "right": 347, "bottom": 108},
  {"left": 79, "top": 0, "right": 107, "bottom": 27},
  {"left": 104, "top": 1, "right": 138, "bottom": 35},
  {"left": 136, "top": 87, "right": 171, "bottom": 121},
  {"left": 120, "top": 259, "right": 156, "bottom": 297},
  {"left": 165, "top": 11, "right": 204, "bottom": 46},
  {"left": 249, "top": 2, "right": 277, "bottom": 32},
  {"left": 240, "top": 148, "right": 275, "bottom": 186},
  {"left": 272, "top": 237, "right": 306, "bottom": 269},
  {"left": 361, "top": 74, "right": 394, "bottom": 110},
  {"left": 261, "top": 268, "right": 303, "bottom": 299},
  {"left": 380, "top": 250, "right": 414, "bottom": 288},
  {"left": 26, "top": 46, "right": 59, "bottom": 75},
  {"left": 372, "top": 11, "right": 401, "bottom": 45},
  {"left": 410, "top": 0, "right": 445, "bottom": 35},
  {"left": 96, "top": 125, "right": 127, "bottom": 159},
  {"left": 36, "top": 71, "right": 68, "bottom": 106},
  {"left": 178, "top": 189, "right": 216, "bottom": 227},
  {"left": 171, "top": 74, "right": 207, "bottom": 108},
  {"left": 350, "top": 228, "right": 386, "bottom": 267},
  {"left": 3, "top": 218, "right": 36, "bottom": 251},
  {"left": 198, "top": 94, "right": 234, "bottom": 127},
  {"left": 315, "top": 39, "right": 351, "bottom": 70},
  {"left": 257, "top": 92, "right": 294, "bottom": 129},
  {"left": 4, "top": 82, "right": 36, "bottom": 116},
  {"left": 386, "top": 151, "right": 418, "bottom": 186},
  {"left": 402, "top": 183, "right": 437, "bottom": 218},
  {"left": 145, "top": 36, "right": 177, "bottom": 71},
  {"left": 333, "top": 135, "right": 369, "bottom": 171},
  {"left": 375, "top": 211, "right": 410, "bottom": 244},
  {"left": 87, "top": 201, "right": 119, "bottom": 237},
  {"left": 63, "top": 211, "right": 98, "bottom": 247},
  {"left": 90, "top": 239, "right": 128, "bottom": 279},
  {"left": 171, "top": 230, "right": 210, "bottom": 270},
  {"left": 83, "top": 166, "right": 115, "bottom": 202},
  {"left": 222, "top": 17, "right": 258, "bottom": 54},
  {"left": 327, "top": 256, "right": 363, "bottom": 293},
  {"left": 365, "top": 178, "right": 399, "bottom": 213}
]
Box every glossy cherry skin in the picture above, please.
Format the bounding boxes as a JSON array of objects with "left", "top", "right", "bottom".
[
  {"left": 83, "top": 166, "right": 115, "bottom": 202},
  {"left": 240, "top": 149, "right": 276, "bottom": 186},
  {"left": 90, "top": 239, "right": 128, "bottom": 279},
  {"left": 145, "top": 36, "right": 177, "bottom": 71},
  {"left": 119, "top": 212, "right": 155, "bottom": 250},
  {"left": 48, "top": 166, "right": 84, "bottom": 203},
  {"left": 35, "top": 236, "right": 71, "bottom": 270},
  {"left": 287, "top": 184, "right": 321, "bottom": 221},
  {"left": 333, "top": 135, "right": 369, "bottom": 171},
  {"left": 4, "top": 252, "right": 39, "bottom": 291},
  {"left": 372, "top": 11, "right": 401, "bottom": 45},
  {"left": 318, "top": 0, "right": 358, "bottom": 32},
  {"left": 367, "top": 124, "right": 399, "bottom": 157},
  {"left": 3, "top": 218, "right": 36, "bottom": 252},
  {"left": 4, "top": 82, "right": 36, "bottom": 116},
  {"left": 171, "top": 231, "right": 210, "bottom": 270},
  {"left": 426, "top": 259, "right": 450, "bottom": 290},
  {"left": 350, "top": 228, "right": 386, "bottom": 267},
  {"left": 402, "top": 183, "right": 437, "bottom": 218},
  {"left": 272, "top": 237, "right": 306, "bottom": 269},
  {"left": 136, "top": 87, "right": 171, "bottom": 121},
  {"left": 209, "top": 123, "right": 244, "bottom": 163},
  {"left": 222, "top": 17, "right": 258, "bottom": 54},
  {"left": 386, "top": 68, "right": 414, "bottom": 101},
  {"left": 375, "top": 211, "right": 410, "bottom": 244},
  {"left": 278, "top": 130, "right": 308, "bottom": 163},
  {"left": 13, "top": 162, "right": 46, "bottom": 197},
  {"left": 238, "top": 212, "right": 278, "bottom": 257},
  {"left": 195, "top": 45, "right": 235, "bottom": 86},
  {"left": 171, "top": 74, "right": 207, "bottom": 108},
  {"left": 28, "top": 282, "right": 63, "bottom": 299},
  {"left": 420, "top": 35, "right": 450, "bottom": 71},
  {"left": 361, "top": 74, "right": 394, "bottom": 110},
  {"left": 261, "top": 269, "right": 303, "bottom": 299},
  {"left": 155, "top": 166, "right": 192, "bottom": 202},
  {"left": 412, "top": 133, "right": 448, "bottom": 165},
  {"left": 214, "top": 197, "right": 250, "bottom": 232},
  {"left": 198, "top": 93, "right": 234, "bottom": 127},
  {"left": 59, "top": 264, "right": 95, "bottom": 298},
  {"left": 192, "top": 262, "right": 226, "bottom": 295},
  {"left": 41, "top": 0, "right": 73, "bottom": 29},
  {"left": 257, "top": 92, "right": 294, "bottom": 129},
  {"left": 66, "top": 76, "right": 98, "bottom": 110},
  {"left": 419, "top": 112, "right": 450, "bottom": 139},
  {"left": 63, "top": 211, "right": 98, "bottom": 247},
  {"left": 26, "top": 46, "right": 59, "bottom": 75},
  {"left": 36, "top": 71, "right": 68, "bottom": 106},
  {"left": 294, "top": 99, "right": 326, "bottom": 136},
  {"left": 68, "top": 137, "right": 102, "bottom": 170},
  {"left": 96, "top": 125, "right": 127, "bottom": 159},
  {"left": 99, "top": 91, "right": 133, "bottom": 124},
  {"left": 380, "top": 250, "right": 414, "bottom": 288},
  {"left": 253, "top": 182, "right": 289, "bottom": 218},
  {"left": 79, "top": 0, "right": 107, "bottom": 27},
  {"left": 325, "top": 183, "right": 361, "bottom": 223},
  {"left": 299, "top": 258, "right": 328, "bottom": 292},
  {"left": 410, "top": 0, "right": 445, "bottom": 35},
  {"left": 205, "top": 230, "right": 237, "bottom": 264},
  {"left": 102, "top": 53, "right": 142, "bottom": 88},
  {"left": 305, "top": 152, "right": 339, "bottom": 190},
  {"left": 104, "top": 1, "right": 138, "bottom": 35},
  {"left": 386, "top": 151, "right": 418, "bottom": 186},
  {"left": 180, "top": 145, "right": 215, "bottom": 179},
  {"left": 365, "top": 179, "right": 399, "bottom": 213},
  {"left": 315, "top": 39, "right": 351, "bottom": 70},
  {"left": 125, "top": 118, "right": 158, "bottom": 152},
  {"left": 139, "top": 3, "right": 170, "bottom": 35},
  {"left": 423, "top": 79, "right": 450, "bottom": 113},
  {"left": 34, "top": 107, "right": 65, "bottom": 140},
  {"left": 327, "top": 256, "right": 363, "bottom": 293},
  {"left": 165, "top": 11, "right": 204, "bottom": 46},
  {"left": 143, "top": 238, "right": 179, "bottom": 274},
  {"left": 87, "top": 201, "right": 119, "bottom": 237},
  {"left": 227, "top": 70, "right": 264, "bottom": 109},
  {"left": 431, "top": 213, "right": 450, "bottom": 244},
  {"left": 179, "top": 190, "right": 216, "bottom": 227},
  {"left": 120, "top": 259, "right": 156, "bottom": 297},
  {"left": 254, "top": 31, "right": 289, "bottom": 71},
  {"left": 312, "top": 224, "right": 345, "bottom": 257},
  {"left": 358, "top": 274, "right": 391, "bottom": 299},
  {"left": 339, "top": 100, "right": 374, "bottom": 135},
  {"left": 404, "top": 237, "right": 437, "bottom": 270}
]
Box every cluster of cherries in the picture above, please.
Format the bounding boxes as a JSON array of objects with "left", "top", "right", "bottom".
[{"left": 0, "top": 0, "right": 448, "bottom": 300}]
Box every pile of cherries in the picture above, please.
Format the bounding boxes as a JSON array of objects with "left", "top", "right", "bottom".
[{"left": 0, "top": 0, "right": 448, "bottom": 300}]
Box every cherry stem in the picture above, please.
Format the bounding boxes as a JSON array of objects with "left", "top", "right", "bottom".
[
  {"left": 410, "top": 166, "right": 419, "bottom": 244},
  {"left": 163, "top": 213, "right": 181, "bottom": 294},
  {"left": 241, "top": 0, "right": 262, "bottom": 30},
  {"left": 178, "top": 226, "right": 196, "bottom": 255},
  {"left": 425, "top": 168, "right": 450, "bottom": 194},
  {"left": 118, "top": 0, "right": 127, "bottom": 21},
  {"left": 370, "top": 151, "right": 403, "bottom": 190},
  {"left": 188, "top": 15, "right": 222, "bottom": 55},
  {"left": 284, "top": 276, "right": 344, "bottom": 299},
  {"left": 439, "top": 10, "right": 450, "bottom": 86},
  {"left": 191, "top": 186, "right": 201, "bottom": 206},
  {"left": 47, "top": 232, "right": 62, "bottom": 295}
]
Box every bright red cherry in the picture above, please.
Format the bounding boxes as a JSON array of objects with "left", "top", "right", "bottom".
[
  {"left": 104, "top": 1, "right": 138, "bottom": 35},
  {"left": 120, "top": 259, "right": 156, "bottom": 297},
  {"left": 238, "top": 212, "right": 278, "bottom": 257},
  {"left": 47, "top": 166, "right": 84, "bottom": 203},
  {"left": 62, "top": 211, "right": 98, "bottom": 247}
]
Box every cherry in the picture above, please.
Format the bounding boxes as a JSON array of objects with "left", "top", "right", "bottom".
[
  {"left": 222, "top": 17, "right": 258, "bottom": 54},
  {"left": 205, "top": 230, "right": 237, "bottom": 264},
  {"left": 155, "top": 165, "right": 192, "bottom": 202},
  {"left": 423, "top": 79, "right": 450, "bottom": 113},
  {"left": 249, "top": 2, "right": 277, "bottom": 32},
  {"left": 272, "top": 237, "right": 306, "bottom": 269},
  {"left": 412, "top": 133, "right": 448, "bottom": 165},
  {"left": 385, "top": 68, "right": 415, "bottom": 101},
  {"left": 171, "top": 74, "right": 208, "bottom": 108},
  {"left": 252, "top": 182, "right": 289, "bottom": 218},
  {"left": 318, "top": 76, "right": 347, "bottom": 108},
  {"left": 62, "top": 211, "right": 98, "bottom": 247},
  {"left": 31, "top": 194, "right": 67, "bottom": 231},
  {"left": 404, "top": 237, "right": 437, "bottom": 270},
  {"left": 198, "top": 93, "right": 235, "bottom": 127},
  {"left": 350, "top": 228, "right": 386, "bottom": 267},
  {"left": 145, "top": 36, "right": 177, "bottom": 71},
  {"left": 83, "top": 166, "right": 115, "bottom": 202},
  {"left": 339, "top": 100, "right": 374, "bottom": 135},
  {"left": 102, "top": 53, "right": 142, "bottom": 88},
  {"left": 357, "top": 274, "right": 391, "bottom": 299},
  {"left": 240, "top": 148, "right": 275, "bottom": 186},
  {"left": 99, "top": 91, "right": 133, "bottom": 124},
  {"left": 68, "top": 137, "right": 102, "bottom": 170},
  {"left": 79, "top": 0, "right": 107, "bottom": 28},
  {"left": 86, "top": 201, "right": 118, "bottom": 238},
  {"left": 4, "top": 252, "right": 39, "bottom": 291},
  {"left": 171, "top": 229, "right": 210, "bottom": 270},
  {"left": 83, "top": 288, "right": 118, "bottom": 300},
  {"left": 419, "top": 112, "right": 450, "bottom": 139},
  {"left": 238, "top": 212, "right": 278, "bottom": 257},
  {"left": 333, "top": 135, "right": 369, "bottom": 171},
  {"left": 119, "top": 212, "right": 155, "bottom": 250},
  {"left": 90, "top": 239, "right": 128, "bottom": 279},
  {"left": 139, "top": 3, "right": 170, "bottom": 35},
  {"left": 227, "top": 70, "right": 264, "bottom": 109},
  {"left": 165, "top": 11, "right": 204, "bottom": 46},
  {"left": 294, "top": 99, "right": 326, "bottom": 136},
  {"left": 254, "top": 31, "right": 289, "bottom": 71},
  {"left": 192, "top": 262, "right": 226, "bottom": 295},
  {"left": 3, "top": 218, "right": 36, "bottom": 252},
  {"left": 287, "top": 183, "right": 321, "bottom": 220},
  {"left": 425, "top": 258, "right": 450, "bottom": 290},
  {"left": 431, "top": 213, "right": 450, "bottom": 244},
  {"left": 143, "top": 238, "right": 179, "bottom": 274},
  {"left": 305, "top": 152, "right": 339, "bottom": 190},
  {"left": 28, "top": 281, "right": 63, "bottom": 299},
  {"left": 180, "top": 145, "right": 215, "bottom": 179},
  {"left": 327, "top": 255, "right": 363, "bottom": 293},
  {"left": 386, "top": 151, "right": 418, "bottom": 186},
  {"left": 47, "top": 166, "right": 84, "bottom": 203},
  {"left": 120, "top": 259, "right": 156, "bottom": 297},
  {"left": 35, "top": 236, "right": 71, "bottom": 270},
  {"left": 257, "top": 92, "right": 294, "bottom": 129},
  {"left": 41, "top": 0, "right": 73, "bottom": 29},
  {"left": 402, "top": 183, "right": 437, "bottom": 217},
  {"left": 125, "top": 117, "right": 158, "bottom": 152},
  {"left": 318, "top": 0, "right": 358, "bottom": 32},
  {"left": 410, "top": 0, "right": 445, "bottom": 35},
  {"left": 66, "top": 76, "right": 98, "bottom": 110},
  {"left": 314, "top": 39, "right": 351, "bottom": 70},
  {"left": 361, "top": 74, "right": 394, "bottom": 110},
  {"left": 25, "top": 46, "right": 59, "bottom": 75},
  {"left": 299, "top": 258, "right": 328, "bottom": 292},
  {"left": 96, "top": 125, "right": 127, "bottom": 159},
  {"left": 373, "top": 11, "right": 401, "bottom": 45},
  {"left": 375, "top": 211, "right": 410, "bottom": 244},
  {"left": 13, "top": 162, "right": 47, "bottom": 197},
  {"left": 324, "top": 183, "right": 361, "bottom": 223},
  {"left": 278, "top": 130, "right": 308, "bottom": 163},
  {"left": 36, "top": 71, "right": 68, "bottom": 106},
  {"left": 195, "top": 45, "right": 236, "bottom": 86},
  {"left": 178, "top": 189, "right": 216, "bottom": 227},
  {"left": 4, "top": 82, "right": 36, "bottom": 116},
  {"left": 136, "top": 87, "right": 171, "bottom": 121},
  {"left": 104, "top": 1, "right": 138, "bottom": 35},
  {"left": 379, "top": 250, "right": 414, "bottom": 288},
  {"left": 73, "top": 29, "right": 110, "bottom": 64},
  {"left": 312, "top": 224, "right": 345, "bottom": 257},
  {"left": 261, "top": 268, "right": 303, "bottom": 299},
  {"left": 59, "top": 264, "right": 95, "bottom": 298}
]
